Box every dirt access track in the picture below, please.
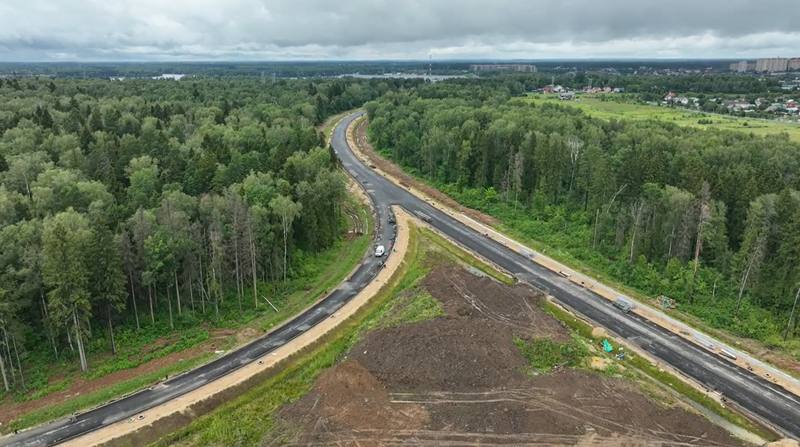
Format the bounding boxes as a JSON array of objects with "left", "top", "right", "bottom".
[
  {"left": 275, "top": 263, "right": 745, "bottom": 446},
  {"left": 347, "top": 114, "right": 800, "bottom": 401},
  {"left": 55, "top": 207, "right": 412, "bottom": 447}
]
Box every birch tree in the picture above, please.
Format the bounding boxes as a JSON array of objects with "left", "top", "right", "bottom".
[{"left": 270, "top": 195, "right": 301, "bottom": 282}]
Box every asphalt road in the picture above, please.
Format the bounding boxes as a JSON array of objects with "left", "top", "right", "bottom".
[
  {"left": 1, "top": 125, "right": 397, "bottom": 447},
  {"left": 4, "top": 110, "right": 799, "bottom": 446},
  {"left": 332, "top": 112, "right": 800, "bottom": 439}
]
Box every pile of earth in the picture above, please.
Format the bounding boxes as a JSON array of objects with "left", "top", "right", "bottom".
[{"left": 274, "top": 265, "right": 745, "bottom": 446}]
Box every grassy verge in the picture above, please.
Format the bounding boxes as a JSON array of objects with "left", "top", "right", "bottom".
[
  {"left": 420, "top": 226, "right": 515, "bottom": 285},
  {"left": 6, "top": 354, "right": 215, "bottom": 434},
  {"left": 540, "top": 300, "right": 778, "bottom": 441},
  {"left": 379, "top": 291, "right": 443, "bottom": 329},
  {"left": 319, "top": 109, "right": 356, "bottom": 142},
  {"left": 0, "top": 200, "right": 373, "bottom": 435}
]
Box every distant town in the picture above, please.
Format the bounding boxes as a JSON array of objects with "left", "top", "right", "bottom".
[
  {"left": 729, "top": 57, "right": 800, "bottom": 73},
  {"left": 663, "top": 90, "right": 799, "bottom": 118}
]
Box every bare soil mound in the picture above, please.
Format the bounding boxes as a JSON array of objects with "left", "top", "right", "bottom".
[
  {"left": 281, "top": 360, "right": 428, "bottom": 439},
  {"left": 276, "top": 265, "right": 745, "bottom": 446},
  {"left": 423, "top": 264, "right": 570, "bottom": 340},
  {"left": 353, "top": 318, "right": 527, "bottom": 392}
]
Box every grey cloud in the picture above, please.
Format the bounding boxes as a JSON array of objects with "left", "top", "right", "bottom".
[{"left": 0, "top": 0, "right": 798, "bottom": 60}]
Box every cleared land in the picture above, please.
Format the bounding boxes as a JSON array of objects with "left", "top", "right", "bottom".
[
  {"left": 527, "top": 94, "right": 800, "bottom": 142},
  {"left": 274, "top": 238, "right": 748, "bottom": 446},
  {"left": 155, "top": 225, "right": 756, "bottom": 446}
]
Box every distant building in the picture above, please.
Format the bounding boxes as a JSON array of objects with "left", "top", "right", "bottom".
[
  {"left": 790, "top": 58, "right": 800, "bottom": 71},
  {"left": 755, "top": 58, "right": 789, "bottom": 73},
  {"left": 152, "top": 73, "right": 187, "bottom": 80},
  {"left": 471, "top": 64, "right": 537, "bottom": 73},
  {"left": 729, "top": 60, "right": 755, "bottom": 72}
]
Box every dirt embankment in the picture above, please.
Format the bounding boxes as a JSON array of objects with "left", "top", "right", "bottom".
[{"left": 277, "top": 265, "right": 745, "bottom": 446}]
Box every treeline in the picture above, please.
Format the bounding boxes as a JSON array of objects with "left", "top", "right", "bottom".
[
  {"left": 366, "top": 87, "right": 800, "bottom": 344},
  {"left": 0, "top": 61, "right": 469, "bottom": 79},
  {"left": 0, "top": 77, "right": 412, "bottom": 391}
]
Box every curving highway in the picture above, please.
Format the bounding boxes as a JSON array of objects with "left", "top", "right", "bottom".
[
  {"left": 3, "top": 110, "right": 800, "bottom": 446},
  {"left": 330, "top": 112, "right": 800, "bottom": 440}
]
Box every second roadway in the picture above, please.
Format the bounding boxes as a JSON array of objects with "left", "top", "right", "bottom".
[{"left": 332, "top": 111, "right": 800, "bottom": 439}]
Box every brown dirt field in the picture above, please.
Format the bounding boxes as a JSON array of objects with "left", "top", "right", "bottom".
[
  {"left": 423, "top": 265, "right": 570, "bottom": 341},
  {"left": 353, "top": 118, "right": 498, "bottom": 227},
  {"left": 276, "top": 265, "right": 747, "bottom": 446}
]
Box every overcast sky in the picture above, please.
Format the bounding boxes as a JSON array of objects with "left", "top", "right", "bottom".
[{"left": 1, "top": 0, "right": 799, "bottom": 61}]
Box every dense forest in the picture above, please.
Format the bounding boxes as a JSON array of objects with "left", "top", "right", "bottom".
[
  {"left": 0, "top": 76, "right": 413, "bottom": 393},
  {"left": 366, "top": 83, "right": 800, "bottom": 347}
]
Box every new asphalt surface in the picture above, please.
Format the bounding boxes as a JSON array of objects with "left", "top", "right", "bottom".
[{"left": 4, "top": 111, "right": 799, "bottom": 446}]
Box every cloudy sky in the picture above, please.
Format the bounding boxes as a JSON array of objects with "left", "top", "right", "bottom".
[{"left": 1, "top": 0, "right": 799, "bottom": 61}]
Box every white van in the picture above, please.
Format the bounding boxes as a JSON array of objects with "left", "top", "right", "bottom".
[{"left": 374, "top": 245, "right": 386, "bottom": 257}]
